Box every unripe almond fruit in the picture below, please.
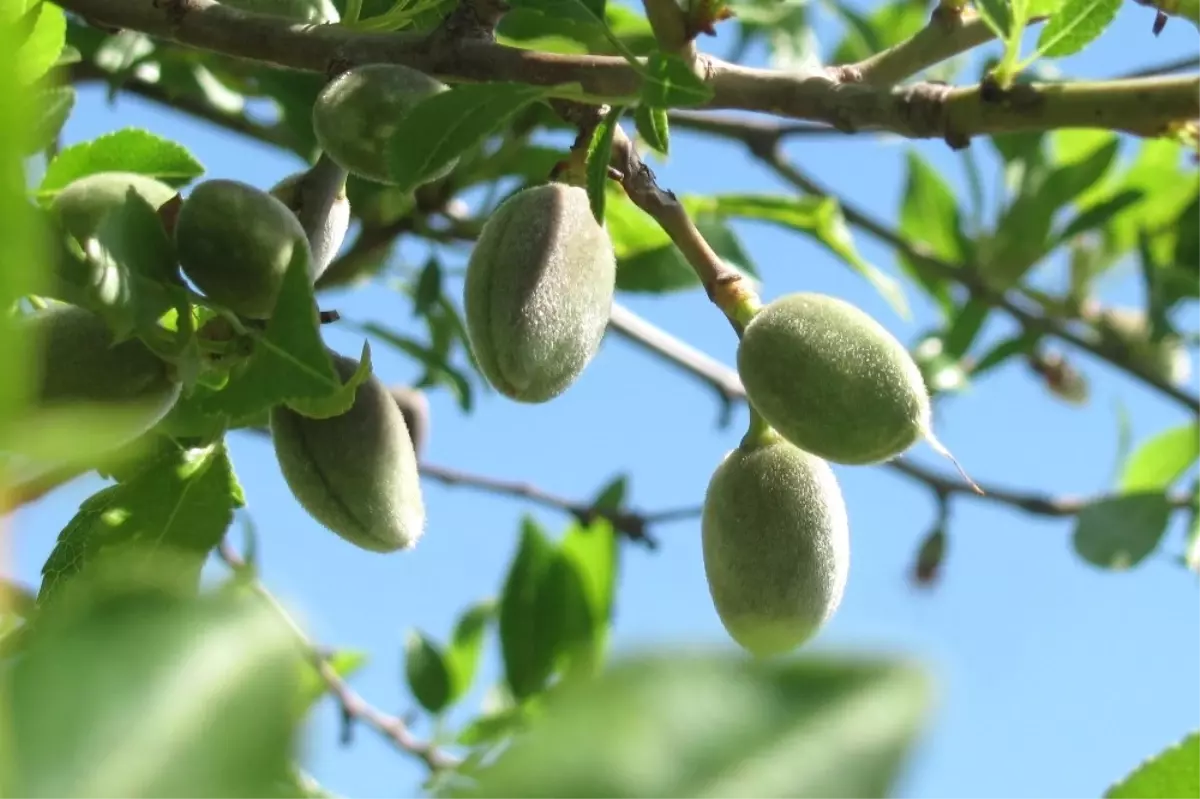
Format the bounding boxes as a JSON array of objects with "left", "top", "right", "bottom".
[
  {"left": 26, "top": 304, "right": 181, "bottom": 436},
  {"left": 312, "top": 65, "right": 451, "bottom": 186},
  {"left": 175, "top": 179, "right": 313, "bottom": 319},
  {"left": 463, "top": 182, "right": 616, "bottom": 403},
  {"left": 702, "top": 431, "right": 850, "bottom": 658},
  {"left": 51, "top": 172, "right": 177, "bottom": 242},
  {"left": 737, "top": 292, "right": 932, "bottom": 466},
  {"left": 270, "top": 353, "right": 425, "bottom": 553}
]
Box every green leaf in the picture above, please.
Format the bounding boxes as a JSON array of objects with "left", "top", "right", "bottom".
[
  {"left": 1119, "top": 424, "right": 1199, "bottom": 493},
  {"left": 897, "top": 150, "right": 966, "bottom": 310},
  {"left": 500, "top": 0, "right": 646, "bottom": 63},
  {"left": 829, "top": 0, "right": 929, "bottom": 64},
  {"left": 446, "top": 600, "right": 494, "bottom": 703},
  {"left": 38, "top": 128, "right": 204, "bottom": 197},
  {"left": 590, "top": 474, "right": 627, "bottom": 513},
  {"left": 499, "top": 517, "right": 559, "bottom": 701},
  {"left": 25, "top": 85, "right": 75, "bottom": 156},
  {"left": 641, "top": 52, "right": 713, "bottom": 108},
  {"left": 38, "top": 441, "right": 243, "bottom": 605},
  {"left": 1105, "top": 732, "right": 1199, "bottom": 798},
  {"left": 15, "top": 1, "right": 65, "bottom": 86},
  {"left": 609, "top": 191, "right": 757, "bottom": 293},
  {"left": 405, "top": 629, "right": 453, "bottom": 715},
  {"left": 697, "top": 193, "right": 908, "bottom": 317},
  {"left": 554, "top": 519, "right": 618, "bottom": 675},
  {"left": 0, "top": 7, "right": 45, "bottom": 430},
  {"left": 9, "top": 585, "right": 301, "bottom": 797},
  {"left": 1034, "top": 0, "right": 1120, "bottom": 57},
  {"left": 413, "top": 257, "right": 442, "bottom": 318},
  {"left": 585, "top": 105, "right": 622, "bottom": 224},
  {"left": 199, "top": 246, "right": 344, "bottom": 420},
  {"left": 975, "top": 0, "right": 1013, "bottom": 37},
  {"left": 1072, "top": 492, "right": 1174, "bottom": 570},
  {"left": 358, "top": 321, "right": 474, "bottom": 411},
  {"left": 634, "top": 104, "right": 669, "bottom": 155},
  {"left": 296, "top": 650, "right": 368, "bottom": 712},
  {"left": 386, "top": 82, "right": 554, "bottom": 193},
  {"left": 454, "top": 653, "right": 931, "bottom": 798},
  {"left": 284, "top": 342, "right": 374, "bottom": 420},
  {"left": 1053, "top": 189, "right": 1143, "bottom": 245}
]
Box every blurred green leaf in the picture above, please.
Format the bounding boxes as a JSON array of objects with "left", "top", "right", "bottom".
[
  {"left": 898, "top": 150, "right": 966, "bottom": 310},
  {"left": 359, "top": 321, "right": 474, "bottom": 411},
  {"left": 828, "top": 0, "right": 927, "bottom": 64},
  {"left": 15, "top": 0, "right": 65, "bottom": 86},
  {"left": 1034, "top": 0, "right": 1120, "bottom": 57},
  {"left": 1073, "top": 492, "right": 1173, "bottom": 570},
  {"left": 1105, "top": 732, "right": 1199, "bottom": 798},
  {"left": 499, "top": 517, "right": 560, "bottom": 701},
  {"left": 500, "top": 0, "right": 642, "bottom": 62},
  {"left": 405, "top": 629, "right": 453, "bottom": 715},
  {"left": 38, "top": 128, "right": 204, "bottom": 197},
  {"left": 297, "top": 650, "right": 368, "bottom": 712},
  {"left": 25, "top": 85, "right": 75, "bottom": 156},
  {"left": 608, "top": 189, "right": 757, "bottom": 294},
  {"left": 414, "top": 257, "right": 443, "bottom": 318},
  {"left": 454, "top": 652, "right": 931, "bottom": 798},
  {"left": 386, "top": 82, "right": 555, "bottom": 193},
  {"left": 50, "top": 192, "right": 183, "bottom": 343},
  {"left": 970, "top": 332, "right": 1040, "bottom": 377},
  {"left": 590, "top": 474, "right": 628, "bottom": 513},
  {"left": 1119, "top": 424, "right": 1199, "bottom": 493},
  {"left": 694, "top": 193, "right": 908, "bottom": 317},
  {"left": 446, "top": 600, "right": 494, "bottom": 703},
  {"left": 1076, "top": 140, "right": 1197, "bottom": 269},
  {"left": 554, "top": 519, "right": 618, "bottom": 676},
  {"left": 37, "top": 441, "right": 243, "bottom": 604},
  {"left": 6, "top": 585, "right": 300, "bottom": 797},
  {"left": 1053, "top": 189, "right": 1143, "bottom": 246}
]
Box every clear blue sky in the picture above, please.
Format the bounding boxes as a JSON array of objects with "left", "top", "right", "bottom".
[{"left": 10, "top": 2, "right": 1199, "bottom": 797}]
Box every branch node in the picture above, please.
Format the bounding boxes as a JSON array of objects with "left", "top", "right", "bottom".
[
  {"left": 151, "top": 0, "right": 194, "bottom": 26},
  {"left": 432, "top": 0, "right": 510, "bottom": 44}
]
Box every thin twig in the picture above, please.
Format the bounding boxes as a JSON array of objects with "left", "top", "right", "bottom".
[
  {"left": 215, "top": 541, "right": 459, "bottom": 772},
  {"left": 752, "top": 144, "right": 1200, "bottom": 413},
  {"left": 241, "top": 423, "right": 663, "bottom": 547},
  {"left": 842, "top": 10, "right": 1045, "bottom": 87},
  {"left": 419, "top": 462, "right": 660, "bottom": 548},
  {"left": 69, "top": 62, "right": 294, "bottom": 150},
  {"left": 605, "top": 300, "right": 1196, "bottom": 517}
]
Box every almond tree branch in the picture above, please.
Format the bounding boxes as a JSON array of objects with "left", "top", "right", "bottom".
[
  {"left": 57, "top": 0, "right": 1199, "bottom": 140},
  {"left": 418, "top": 461, "right": 663, "bottom": 548},
  {"left": 215, "top": 541, "right": 459, "bottom": 773},
  {"left": 838, "top": 9, "right": 1045, "bottom": 87},
  {"left": 641, "top": 0, "right": 693, "bottom": 56}
]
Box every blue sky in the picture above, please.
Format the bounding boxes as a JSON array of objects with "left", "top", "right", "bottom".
[{"left": 9, "top": 2, "right": 1200, "bottom": 797}]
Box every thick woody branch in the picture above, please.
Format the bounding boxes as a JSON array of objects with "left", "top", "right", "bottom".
[
  {"left": 641, "top": 0, "right": 693, "bottom": 56},
  {"left": 57, "top": 0, "right": 1200, "bottom": 140}
]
